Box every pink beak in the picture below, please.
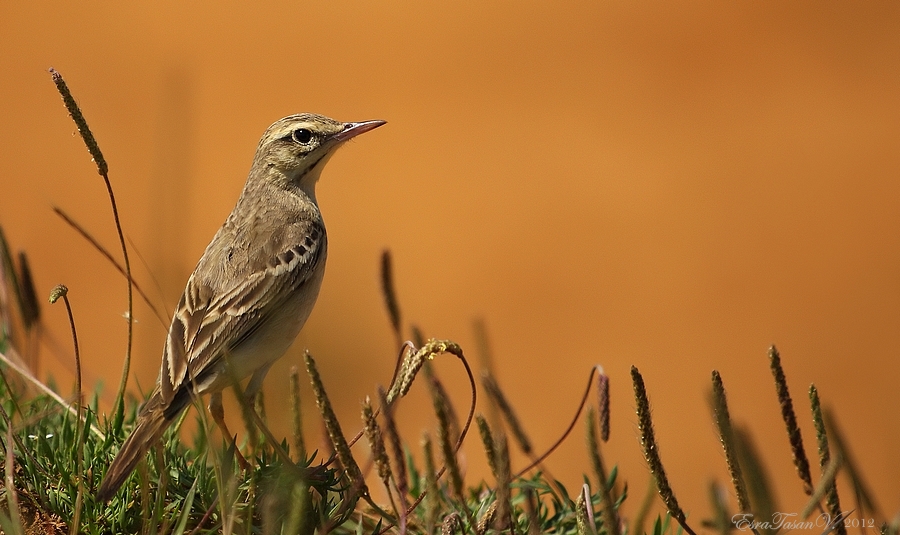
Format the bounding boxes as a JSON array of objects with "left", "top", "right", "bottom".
[{"left": 334, "top": 120, "right": 387, "bottom": 142}]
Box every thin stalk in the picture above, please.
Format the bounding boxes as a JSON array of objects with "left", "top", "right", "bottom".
[
  {"left": 49, "top": 285, "right": 85, "bottom": 535},
  {"left": 810, "top": 385, "right": 847, "bottom": 535},
  {"left": 514, "top": 366, "right": 600, "bottom": 478},
  {"left": 52, "top": 207, "right": 166, "bottom": 327},
  {"left": 3, "top": 424, "right": 24, "bottom": 535},
  {"left": 49, "top": 69, "right": 134, "bottom": 429},
  {"left": 710, "top": 370, "right": 751, "bottom": 513},
  {"left": 632, "top": 366, "right": 697, "bottom": 535}
]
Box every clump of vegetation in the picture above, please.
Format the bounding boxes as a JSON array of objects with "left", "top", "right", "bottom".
[{"left": 0, "top": 70, "right": 894, "bottom": 534}]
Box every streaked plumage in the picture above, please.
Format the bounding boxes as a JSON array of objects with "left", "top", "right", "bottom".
[{"left": 97, "top": 113, "right": 385, "bottom": 501}]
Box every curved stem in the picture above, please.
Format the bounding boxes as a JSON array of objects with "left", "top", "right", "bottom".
[
  {"left": 513, "top": 366, "right": 599, "bottom": 478},
  {"left": 102, "top": 171, "right": 134, "bottom": 428}
]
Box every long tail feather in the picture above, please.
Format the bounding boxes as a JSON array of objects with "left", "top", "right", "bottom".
[{"left": 97, "top": 392, "right": 180, "bottom": 502}]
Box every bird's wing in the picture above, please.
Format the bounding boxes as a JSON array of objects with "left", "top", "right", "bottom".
[{"left": 158, "top": 223, "right": 325, "bottom": 404}]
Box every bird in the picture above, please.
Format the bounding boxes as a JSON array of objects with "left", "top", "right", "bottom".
[{"left": 97, "top": 113, "right": 386, "bottom": 502}]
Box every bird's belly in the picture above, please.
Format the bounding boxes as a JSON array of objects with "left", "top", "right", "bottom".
[{"left": 197, "top": 264, "right": 326, "bottom": 394}]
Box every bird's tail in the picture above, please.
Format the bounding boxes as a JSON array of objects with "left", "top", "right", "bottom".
[{"left": 97, "top": 391, "right": 181, "bottom": 502}]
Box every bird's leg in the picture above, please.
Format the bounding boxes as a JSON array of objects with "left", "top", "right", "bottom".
[
  {"left": 209, "top": 391, "right": 250, "bottom": 470},
  {"left": 244, "top": 361, "right": 274, "bottom": 404},
  {"left": 241, "top": 362, "right": 274, "bottom": 454}
]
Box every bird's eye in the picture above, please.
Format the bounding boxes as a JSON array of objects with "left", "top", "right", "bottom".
[{"left": 292, "top": 129, "right": 313, "bottom": 144}]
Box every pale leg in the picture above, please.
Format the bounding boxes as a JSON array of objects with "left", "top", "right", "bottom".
[
  {"left": 245, "top": 361, "right": 274, "bottom": 400},
  {"left": 209, "top": 391, "right": 250, "bottom": 470}
]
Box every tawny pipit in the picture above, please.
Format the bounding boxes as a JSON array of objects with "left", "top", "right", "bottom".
[{"left": 97, "top": 113, "right": 385, "bottom": 501}]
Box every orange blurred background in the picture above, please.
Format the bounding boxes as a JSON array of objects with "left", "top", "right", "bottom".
[{"left": 1, "top": 1, "right": 898, "bottom": 526}]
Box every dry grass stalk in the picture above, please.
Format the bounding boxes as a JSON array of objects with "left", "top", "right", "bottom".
[
  {"left": 482, "top": 373, "right": 532, "bottom": 456},
  {"left": 596, "top": 369, "right": 610, "bottom": 443},
  {"left": 289, "top": 366, "right": 306, "bottom": 462},
  {"left": 631, "top": 366, "right": 696, "bottom": 535},
  {"left": 710, "top": 370, "right": 751, "bottom": 514},
  {"left": 809, "top": 385, "right": 847, "bottom": 535},
  {"left": 378, "top": 387, "right": 409, "bottom": 523},
  {"left": 768, "top": 345, "right": 814, "bottom": 496},
  {"left": 304, "top": 351, "right": 366, "bottom": 497},
  {"left": 361, "top": 396, "right": 392, "bottom": 494}
]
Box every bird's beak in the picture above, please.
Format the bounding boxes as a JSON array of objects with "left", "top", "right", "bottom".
[{"left": 333, "top": 120, "right": 387, "bottom": 142}]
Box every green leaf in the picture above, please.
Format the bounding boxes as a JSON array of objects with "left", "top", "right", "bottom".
[{"left": 173, "top": 476, "right": 199, "bottom": 535}]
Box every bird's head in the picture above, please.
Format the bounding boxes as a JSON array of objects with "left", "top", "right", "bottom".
[{"left": 253, "top": 113, "right": 385, "bottom": 196}]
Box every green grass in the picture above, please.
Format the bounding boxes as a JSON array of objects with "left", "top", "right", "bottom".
[
  {"left": 3, "top": 329, "right": 893, "bottom": 534},
  {"left": 0, "top": 343, "right": 624, "bottom": 534}
]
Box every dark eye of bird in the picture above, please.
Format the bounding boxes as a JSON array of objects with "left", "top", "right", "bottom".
[{"left": 292, "top": 128, "right": 313, "bottom": 144}]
